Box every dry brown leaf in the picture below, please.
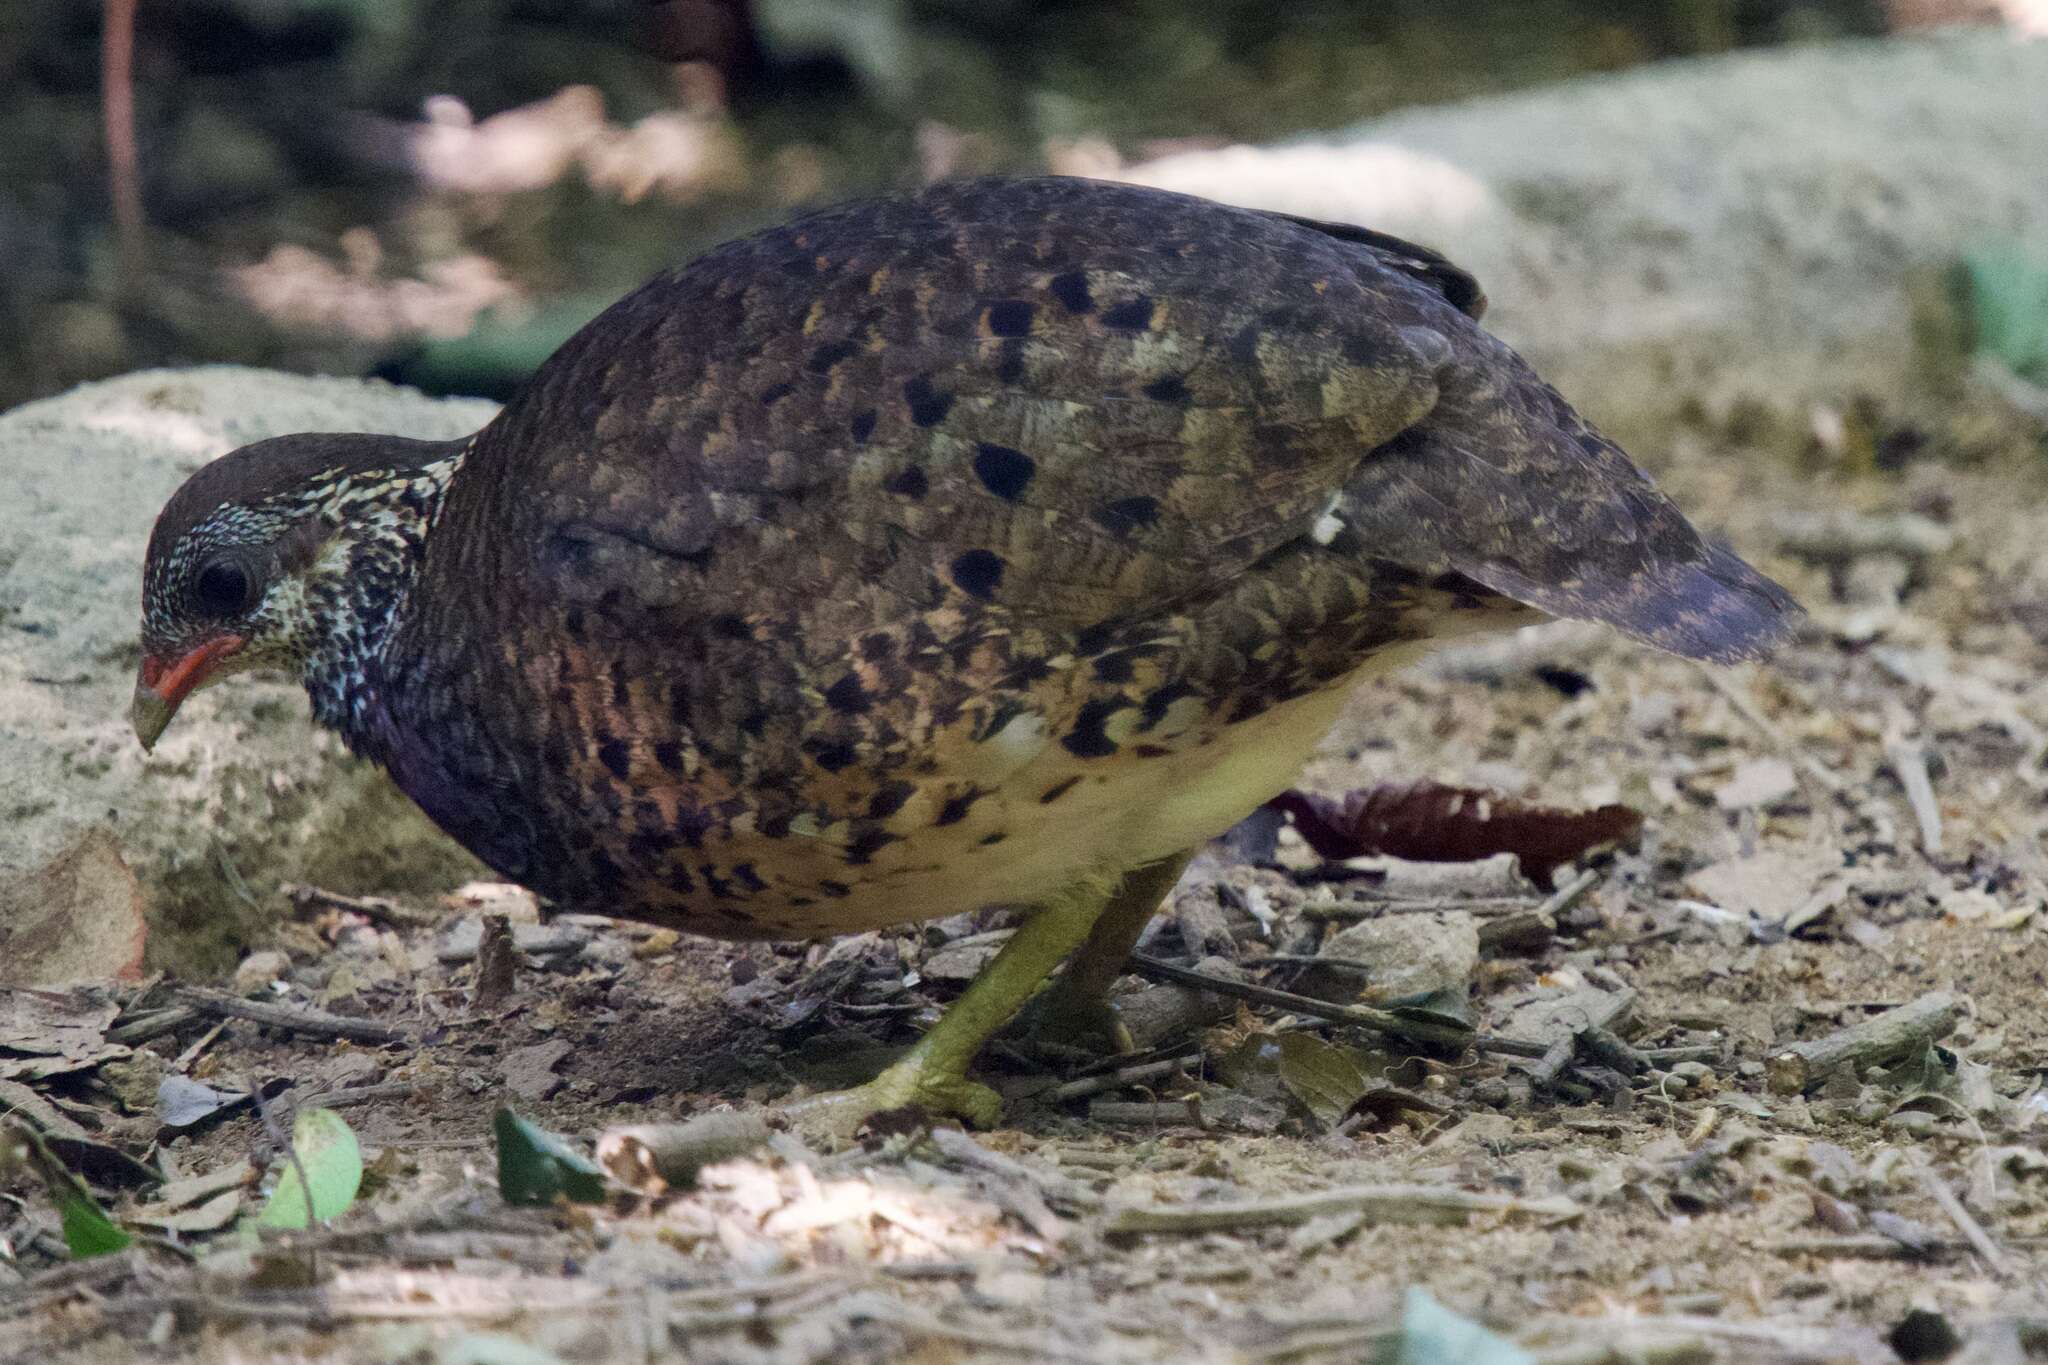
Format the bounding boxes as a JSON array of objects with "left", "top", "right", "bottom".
[{"left": 1271, "top": 782, "right": 1642, "bottom": 884}]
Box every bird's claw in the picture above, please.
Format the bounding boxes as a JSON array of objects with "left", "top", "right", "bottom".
[{"left": 779, "top": 1059, "right": 1003, "bottom": 1143}]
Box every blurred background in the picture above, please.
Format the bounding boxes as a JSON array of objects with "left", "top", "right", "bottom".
[{"left": 3, "top": 0, "right": 2040, "bottom": 415}]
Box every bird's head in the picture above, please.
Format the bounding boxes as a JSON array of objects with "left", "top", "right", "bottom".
[{"left": 133, "top": 431, "right": 466, "bottom": 751}]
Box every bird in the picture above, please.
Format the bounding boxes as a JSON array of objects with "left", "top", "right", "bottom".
[{"left": 133, "top": 176, "right": 1798, "bottom": 1132}]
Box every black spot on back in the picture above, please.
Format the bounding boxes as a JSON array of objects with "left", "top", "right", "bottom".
[
  {"left": 1143, "top": 374, "right": 1190, "bottom": 403},
  {"left": 985, "top": 299, "right": 1033, "bottom": 336},
  {"left": 859, "top": 631, "right": 896, "bottom": 661},
  {"left": 885, "top": 465, "right": 929, "bottom": 499},
  {"left": 904, "top": 375, "right": 953, "bottom": 427},
  {"left": 824, "top": 673, "right": 871, "bottom": 714},
  {"left": 710, "top": 613, "right": 751, "bottom": 640},
  {"left": 1072, "top": 620, "right": 1119, "bottom": 657},
  {"left": 1048, "top": 271, "right": 1093, "bottom": 313},
  {"left": 979, "top": 831, "right": 1007, "bottom": 846},
  {"left": 759, "top": 381, "right": 795, "bottom": 407},
  {"left": 1102, "top": 296, "right": 1155, "bottom": 330},
  {"left": 808, "top": 338, "right": 858, "bottom": 373},
  {"left": 996, "top": 339, "right": 1027, "bottom": 384},
  {"left": 1095, "top": 495, "right": 1161, "bottom": 537},
  {"left": 1227, "top": 324, "right": 1263, "bottom": 366},
  {"left": 598, "top": 739, "right": 631, "bottom": 780},
  {"left": 1092, "top": 649, "right": 1138, "bottom": 683},
  {"left": 818, "top": 879, "right": 852, "bottom": 898},
  {"left": 850, "top": 409, "right": 878, "bottom": 443},
  {"left": 950, "top": 549, "right": 1004, "bottom": 600},
  {"left": 972, "top": 443, "right": 1036, "bottom": 501},
  {"left": 809, "top": 740, "right": 858, "bottom": 773},
  {"left": 732, "top": 863, "right": 768, "bottom": 893},
  {"left": 655, "top": 741, "right": 686, "bottom": 772}
]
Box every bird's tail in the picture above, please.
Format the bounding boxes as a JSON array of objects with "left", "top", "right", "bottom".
[{"left": 1339, "top": 344, "right": 1800, "bottom": 664}]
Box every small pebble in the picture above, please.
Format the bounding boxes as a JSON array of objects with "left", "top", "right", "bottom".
[{"left": 233, "top": 949, "right": 290, "bottom": 994}]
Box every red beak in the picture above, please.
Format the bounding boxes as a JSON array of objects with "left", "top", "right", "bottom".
[{"left": 131, "top": 634, "right": 244, "bottom": 752}]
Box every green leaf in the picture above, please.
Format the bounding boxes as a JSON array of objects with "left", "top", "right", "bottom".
[
  {"left": 60, "top": 1192, "right": 134, "bottom": 1258},
  {"left": 1376, "top": 1288, "right": 1534, "bottom": 1365},
  {"left": 256, "top": 1108, "right": 363, "bottom": 1229},
  {"left": 0, "top": 1123, "right": 133, "bottom": 1259},
  {"left": 494, "top": 1109, "right": 606, "bottom": 1207}
]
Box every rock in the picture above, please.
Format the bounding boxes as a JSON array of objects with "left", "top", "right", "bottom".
[
  {"left": 1686, "top": 846, "right": 1838, "bottom": 923},
  {"left": 0, "top": 369, "right": 498, "bottom": 976},
  {"left": 232, "top": 949, "right": 292, "bottom": 994},
  {"left": 501, "top": 1039, "right": 575, "bottom": 1102},
  {"left": 1119, "top": 33, "right": 2048, "bottom": 449},
  {"left": 1300, "top": 913, "right": 1478, "bottom": 1005},
  {"left": 0, "top": 826, "right": 148, "bottom": 986},
  {"left": 1714, "top": 756, "right": 1800, "bottom": 811}
]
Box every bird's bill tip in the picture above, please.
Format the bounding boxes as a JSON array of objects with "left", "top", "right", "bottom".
[
  {"left": 131, "top": 634, "right": 244, "bottom": 752},
  {"left": 130, "top": 682, "right": 173, "bottom": 753}
]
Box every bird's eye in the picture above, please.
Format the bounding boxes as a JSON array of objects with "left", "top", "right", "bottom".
[{"left": 193, "top": 559, "right": 255, "bottom": 616}]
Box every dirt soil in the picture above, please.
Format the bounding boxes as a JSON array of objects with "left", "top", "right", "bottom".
[{"left": 6, "top": 417, "right": 2048, "bottom": 1363}]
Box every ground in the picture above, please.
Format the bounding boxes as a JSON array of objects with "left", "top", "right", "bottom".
[{"left": 4, "top": 406, "right": 2048, "bottom": 1363}]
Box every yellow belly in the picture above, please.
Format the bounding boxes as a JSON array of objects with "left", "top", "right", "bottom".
[{"left": 726, "top": 634, "right": 1454, "bottom": 938}]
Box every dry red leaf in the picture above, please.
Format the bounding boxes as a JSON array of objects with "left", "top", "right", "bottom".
[{"left": 1269, "top": 781, "right": 1643, "bottom": 885}]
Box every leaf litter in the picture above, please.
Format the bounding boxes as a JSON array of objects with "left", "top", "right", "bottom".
[{"left": 7, "top": 451, "right": 2048, "bottom": 1360}]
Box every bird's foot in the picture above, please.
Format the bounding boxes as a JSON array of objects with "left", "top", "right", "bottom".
[{"left": 779, "top": 1055, "right": 1003, "bottom": 1143}]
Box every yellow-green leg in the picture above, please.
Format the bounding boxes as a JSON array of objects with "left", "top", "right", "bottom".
[
  {"left": 782, "top": 868, "right": 1126, "bottom": 1139},
  {"left": 1013, "top": 848, "right": 1197, "bottom": 1053}
]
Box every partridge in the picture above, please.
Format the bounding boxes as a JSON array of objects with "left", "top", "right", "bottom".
[{"left": 134, "top": 177, "right": 1797, "bottom": 1128}]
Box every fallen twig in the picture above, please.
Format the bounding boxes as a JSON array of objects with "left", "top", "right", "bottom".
[
  {"left": 595, "top": 1111, "right": 771, "bottom": 1194},
  {"left": 1127, "top": 952, "right": 1558, "bottom": 1061},
  {"left": 178, "top": 989, "right": 408, "bottom": 1045},
  {"left": 108, "top": 1005, "right": 201, "bottom": 1046},
  {"left": 1884, "top": 737, "right": 1944, "bottom": 858},
  {"left": 1910, "top": 1149, "right": 2007, "bottom": 1277},
  {"left": 1045, "top": 1055, "right": 1199, "bottom": 1104},
  {"left": 281, "top": 882, "right": 440, "bottom": 930},
  {"left": 1103, "top": 1182, "right": 1580, "bottom": 1235},
  {"left": 1765, "top": 991, "right": 1960, "bottom": 1094},
  {"left": 1527, "top": 989, "right": 1637, "bottom": 1088},
  {"left": 1698, "top": 666, "right": 1846, "bottom": 802},
  {"left": 1088, "top": 1098, "right": 1202, "bottom": 1127},
  {"left": 1773, "top": 509, "right": 1954, "bottom": 565},
  {"left": 927, "top": 1127, "right": 1101, "bottom": 1212}
]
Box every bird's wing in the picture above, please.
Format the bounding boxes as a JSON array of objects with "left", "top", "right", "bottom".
[{"left": 451, "top": 179, "right": 1465, "bottom": 647}]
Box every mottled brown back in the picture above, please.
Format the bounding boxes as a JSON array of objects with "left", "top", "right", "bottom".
[{"left": 378, "top": 177, "right": 1793, "bottom": 927}]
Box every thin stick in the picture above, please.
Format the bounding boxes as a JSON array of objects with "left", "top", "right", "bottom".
[
  {"left": 1885, "top": 737, "right": 1944, "bottom": 858},
  {"left": 1045, "top": 1055, "right": 1198, "bottom": 1103},
  {"left": 1910, "top": 1150, "right": 2007, "bottom": 1277},
  {"left": 244, "top": 1075, "right": 316, "bottom": 1233},
  {"left": 1103, "top": 1182, "right": 1580, "bottom": 1235},
  {"left": 178, "top": 988, "right": 407, "bottom": 1045},
  {"left": 1130, "top": 952, "right": 1556, "bottom": 1060},
  {"left": 1765, "top": 991, "right": 1959, "bottom": 1094},
  {"left": 1698, "top": 665, "right": 1846, "bottom": 804}
]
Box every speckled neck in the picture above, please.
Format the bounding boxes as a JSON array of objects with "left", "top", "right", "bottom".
[{"left": 301, "top": 448, "right": 467, "bottom": 752}]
